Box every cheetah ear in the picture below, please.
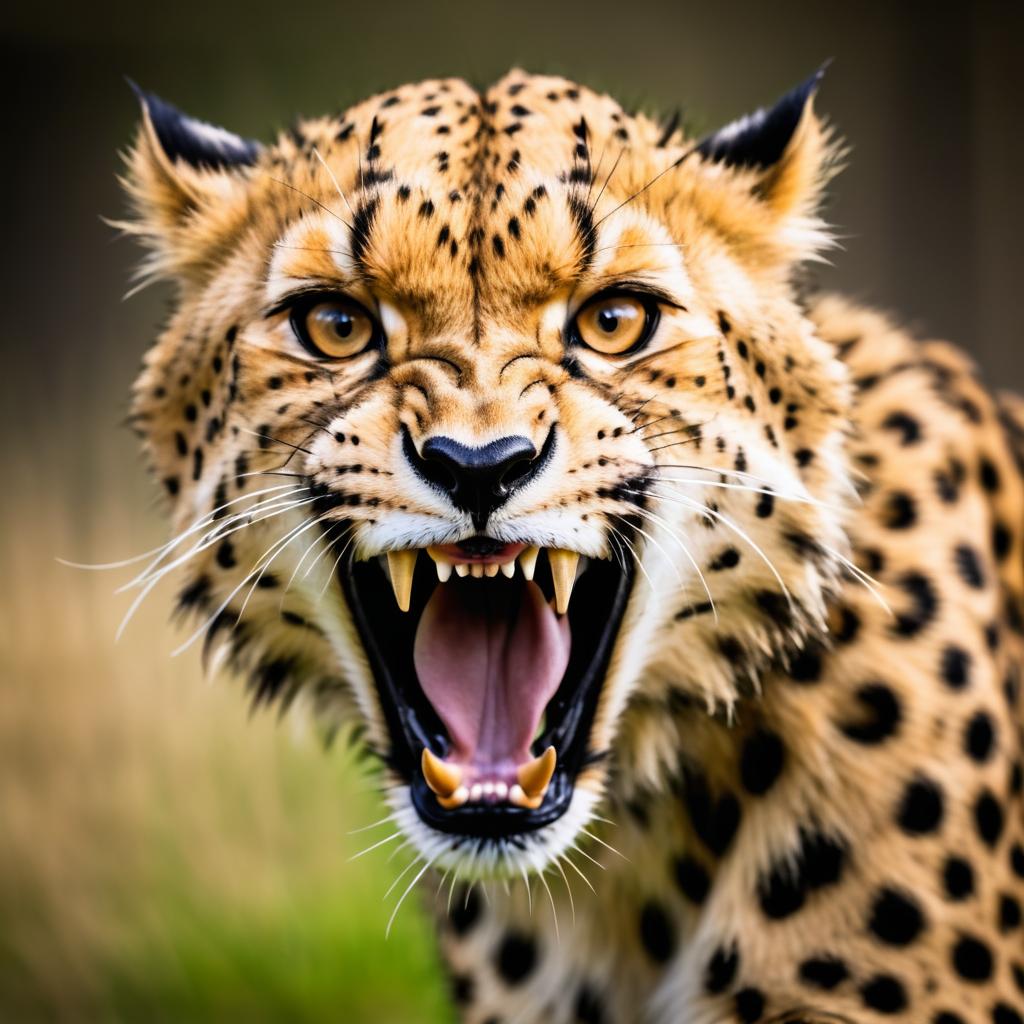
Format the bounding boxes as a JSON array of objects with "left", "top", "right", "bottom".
[
  {"left": 121, "top": 83, "right": 262, "bottom": 279},
  {"left": 697, "top": 64, "right": 833, "bottom": 221}
]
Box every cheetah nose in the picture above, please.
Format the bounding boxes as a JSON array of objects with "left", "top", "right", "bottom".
[{"left": 405, "top": 430, "right": 541, "bottom": 529}]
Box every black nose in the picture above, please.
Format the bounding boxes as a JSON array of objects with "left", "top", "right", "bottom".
[{"left": 407, "top": 432, "right": 541, "bottom": 529}]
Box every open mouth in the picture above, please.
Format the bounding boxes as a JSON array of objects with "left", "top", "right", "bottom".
[{"left": 338, "top": 538, "right": 633, "bottom": 840}]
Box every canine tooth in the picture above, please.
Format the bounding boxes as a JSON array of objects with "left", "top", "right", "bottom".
[
  {"left": 500, "top": 560, "right": 516, "bottom": 579},
  {"left": 427, "top": 547, "right": 453, "bottom": 582},
  {"left": 438, "top": 785, "right": 468, "bottom": 810},
  {"left": 516, "top": 745, "right": 556, "bottom": 799},
  {"left": 548, "top": 549, "right": 579, "bottom": 614},
  {"left": 469, "top": 783, "right": 483, "bottom": 801},
  {"left": 421, "top": 748, "right": 462, "bottom": 798},
  {"left": 519, "top": 546, "right": 540, "bottom": 581},
  {"left": 470, "top": 563, "right": 484, "bottom": 579},
  {"left": 484, "top": 562, "right": 499, "bottom": 578},
  {"left": 494, "top": 780, "right": 508, "bottom": 799},
  {"left": 509, "top": 783, "right": 544, "bottom": 810},
  {"left": 386, "top": 549, "right": 418, "bottom": 612},
  {"left": 455, "top": 563, "right": 470, "bottom": 578}
]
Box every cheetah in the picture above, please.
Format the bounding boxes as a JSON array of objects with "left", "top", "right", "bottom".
[{"left": 118, "top": 68, "right": 1024, "bottom": 1023}]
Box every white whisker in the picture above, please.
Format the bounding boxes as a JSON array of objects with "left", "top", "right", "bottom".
[{"left": 348, "top": 829, "right": 402, "bottom": 862}]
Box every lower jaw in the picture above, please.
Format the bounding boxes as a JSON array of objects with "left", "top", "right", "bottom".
[{"left": 337, "top": 544, "right": 634, "bottom": 842}]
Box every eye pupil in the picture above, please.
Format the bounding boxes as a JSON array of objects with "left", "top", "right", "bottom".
[
  {"left": 597, "top": 309, "right": 619, "bottom": 333},
  {"left": 333, "top": 312, "right": 354, "bottom": 338}
]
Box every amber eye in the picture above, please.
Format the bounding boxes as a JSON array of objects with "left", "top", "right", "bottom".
[
  {"left": 291, "top": 298, "right": 380, "bottom": 359},
  {"left": 573, "top": 293, "right": 656, "bottom": 355}
]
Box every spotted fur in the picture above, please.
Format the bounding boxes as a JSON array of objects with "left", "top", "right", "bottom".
[{"left": 120, "top": 70, "right": 1024, "bottom": 1022}]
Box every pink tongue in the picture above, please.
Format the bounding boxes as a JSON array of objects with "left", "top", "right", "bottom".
[{"left": 413, "top": 581, "right": 571, "bottom": 774}]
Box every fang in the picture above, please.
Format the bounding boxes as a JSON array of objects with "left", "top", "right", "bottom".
[
  {"left": 547, "top": 549, "right": 579, "bottom": 614},
  {"left": 421, "top": 747, "right": 462, "bottom": 798},
  {"left": 386, "top": 549, "right": 418, "bottom": 611}
]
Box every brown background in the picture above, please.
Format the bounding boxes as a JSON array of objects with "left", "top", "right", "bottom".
[{"left": 2, "top": 1, "right": 1022, "bottom": 1019}]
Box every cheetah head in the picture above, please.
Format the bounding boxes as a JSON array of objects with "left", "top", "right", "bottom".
[{"left": 122, "top": 69, "right": 851, "bottom": 877}]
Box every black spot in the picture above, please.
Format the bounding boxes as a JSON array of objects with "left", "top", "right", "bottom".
[
  {"left": 993, "top": 521, "right": 1012, "bottom": 561},
  {"left": 449, "top": 887, "right": 481, "bottom": 935},
  {"left": 639, "top": 901, "right": 675, "bottom": 964},
  {"left": 788, "top": 642, "right": 823, "bottom": 683},
  {"left": 896, "top": 775, "right": 944, "bottom": 834},
  {"left": 673, "top": 856, "right": 710, "bottom": 904},
  {"left": 934, "top": 1014, "right": 967, "bottom": 1024},
  {"left": 192, "top": 447, "right": 204, "bottom": 481},
  {"left": 757, "top": 828, "right": 847, "bottom": 920},
  {"left": 951, "top": 934, "right": 993, "bottom": 981},
  {"left": 868, "top": 887, "right": 925, "bottom": 946},
  {"left": 941, "top": 645, "right": 971, "bottom": 689},
  {"left": 799, "top": 956, "right": 848, "bottom": 990},
  {"left": 682, "top": 772, "right": 741, "bottom": 857},
  {"left": 755, "top": 492, "right": 774, "bottom": 518},
  {"left": 495, "top": 932, "right": 536, "bottom": 984},
  {"left": 740, "top": 730, "right": 785, "bottom": 796},
  {"left": 934, "top": 465, "right": 961, "bottom": 503},
  {"left": 177, "top": 575, "right": 211, "bottom": 610},
  {"left": 954, "top": 544, "right": 985, "bottom": 588},
  {"left": 418, "top": 199, "right": 435, "bottom": 219},
  {"left": 734, "top": 987, "right": 765, "bottom": 1023},
  {"left": 184, "top": 403, "right": 197, "bottom": 422},
  {"left": 1000, "top": 893, "right": 1021, "bottom": 932},
  {"left": 832, "top": 606, "right": 861, "bottom": 644},
  {"left": 215, "top": 539, "right": 236, "bottom": 569},
  {"left": 882, "top": 411, "right": 922, "bottom": 445},
  {"left": 163, "top": 476, "right": 179, "bottom": 495},
  {"left": 993, "top": 1005, "right": 1024, "bottom": 1024},
  {"left": 882, "top": 491, "right": 917, "bottom": 529},
  {"left": 859, "top": 974, "right": 908, "bottom": 1013},
  {"left": 891, "top": 572, "right": 938, "bottom": 637},
  {"left": 450, "top": 973, "right": 473, "bottom": 1004},
  {"left": 704, "top": 942, "right": 740, "bottom": 993},
  {"left": 250, "top": 658, "right": 293, "bottom": 706},
  {"left": 974, "top": 789, "right": 1004, "bottom": 846},
  {"left": 709, "top": 547, "right": 741, "bottom": 571},
  {"left": 979, "top": 456, "right": 1001, "bottom": 492},
  {"left": 964, "top": 710, "right": 996, "bottom": 762},
  {"left": 838, "top": 683, "right": 902, "bottom": 745},
  {"left": 942, "top": 856, "right": 974, "bottom": 900},
  {"left": 574, "top": 984, "right": 604, "bottom": 1024}
]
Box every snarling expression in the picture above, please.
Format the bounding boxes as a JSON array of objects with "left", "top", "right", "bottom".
[{"left": 124, "top": 69, "right": 852, "bottom": 875}]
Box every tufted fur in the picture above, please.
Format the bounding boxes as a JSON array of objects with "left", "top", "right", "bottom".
[{"left": 119, "top": 70, "right": 1024, "bottom": 1023}]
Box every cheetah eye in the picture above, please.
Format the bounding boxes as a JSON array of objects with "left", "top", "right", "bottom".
[
  {"left": 571, "top": 292, "right": 659, "bottom": 356},
  {"left": 290, "top": 296, "right": 382, "bottom": 359}
]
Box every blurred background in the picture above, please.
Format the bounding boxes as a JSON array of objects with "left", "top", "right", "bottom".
[{"left": 3, "top": 1, "right": 1022, "bottom": 1019}]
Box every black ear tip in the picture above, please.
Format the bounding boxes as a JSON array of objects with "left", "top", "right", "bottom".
[
  {"left": 697, "top": 63, "right": 831, "bottom": 171},
  {"left": 125, "top": 85, "right": 261, "bottom": 171}
]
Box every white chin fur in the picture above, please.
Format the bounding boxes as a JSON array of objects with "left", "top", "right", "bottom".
[{"left": 386, "top": 782, "right": 602, "bottom": 879}]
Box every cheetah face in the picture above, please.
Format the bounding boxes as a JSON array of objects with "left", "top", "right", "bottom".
[{"left": 123, "top": 70, "right": 851, "bottom": 876}]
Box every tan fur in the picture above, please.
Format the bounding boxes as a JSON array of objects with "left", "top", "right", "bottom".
[{"left": 122, "top": 71, "right": 1024, "bottom": 1022}]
